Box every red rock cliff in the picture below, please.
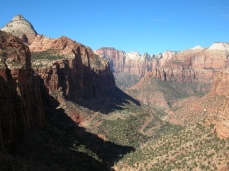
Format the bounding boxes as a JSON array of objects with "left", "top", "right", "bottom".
[
  {"left": 0, "top": 31, "right": 45, "bottom": 148},
  {"left": 209, "top": 70, "right": 229, "bottom": 139},
  {"left": 153, "top": 49, "right": 229, "bottom": 84},
  {"left": 30, "top": 35, "right": 115, "bottom": 102},
  {"left": 94, "top": 47, "right": 153, "bottom": 77}
]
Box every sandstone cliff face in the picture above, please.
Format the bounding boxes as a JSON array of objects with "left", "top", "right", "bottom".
[
  {"left": 95, "top": 46, "right": 229, "bottom": 87},
  {"left": 153, "top": 49, "right": 229, "bottom": 84},
  {"left": 208, "top": 70, "right": 229, "bottom": 139},
  {"left": 94, "top": 47, "right": 154, "bottom": 77},
  {"left": 1, "top": 15, "right": 37, "bottom": 44},
  {"left": 0, "top": 31, "right": 45, "bottom": 147},
  {"left": 125, "top": 47, "right": 229, "bottom": 109},
  {"left": 30, "top": 35, "right": 115, "bottom": 102}
]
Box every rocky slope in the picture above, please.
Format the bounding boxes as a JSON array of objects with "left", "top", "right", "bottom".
[
  {"left": 114, "top": 121, "right": 229, "bottom": 171},
  {"left": 1, "top": 15, "right": 38, "bottom": 44},
  {"left": 162, "top": 69, "right": 229, "bottom": 139},
  {"left": 0, "top": 31, "right": 45, "bottom": 148},
  {"left": 127, "top": 73, "right": 208, "bottom": 108}
]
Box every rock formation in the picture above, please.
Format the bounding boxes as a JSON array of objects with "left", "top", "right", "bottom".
[
  {"left": 125, "top": 46, "right": 229, "bottom": 108},
  {"left": 30, "top": 35, "right": 115, "bottom": 102},
  {"left": 0, "top": 16, "right": 117, "bottom": 148},
  {"left": 95, "top": 45, "right": 229, "bottom": 87},
  {"left": 153, "top": 48, "right": 229, "bottom": 84},
  {"left": 1, "top": 15, "right": 38, "bottom": 44},
  {"left": 94, "top": 47, "right": 154, "bottom": 77},
  {"left": 208, "top": 69, "right": 229, "bottom": 139},
  {"left": 0, "top": 31, "right": 45, "bottom": 148}
]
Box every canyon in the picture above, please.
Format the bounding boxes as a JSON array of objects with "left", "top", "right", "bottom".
[
  {"left": 95, "top": 45, "right": 229, "bottom": 85},
  {"left": 0, "top": 14, "right": 229, "bottom": 170},
  {"left": 0, "top": 16, "right": 117, "bottom": 149}
]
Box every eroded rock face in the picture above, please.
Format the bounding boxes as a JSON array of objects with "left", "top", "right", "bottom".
[
  {"left": 0, "top": 31, "right": 45, "bottom": 147},
  {"left": 209, "top": 70, "right": 229, "bottom": 139},
  {"left": 1, "top": 15, "right": 38, "bottom": 44},
  {"left": 30, "top": 35, "right": 115, "bottom": 102},
  {"left": 154, "top": 49, "right": 229, "bottom": 84},
  {"left": 95, "top": 46, "right": 229, "bottom": 87},
  {"left": 94, "top": 47, "right": 154, "bottom": 77}
]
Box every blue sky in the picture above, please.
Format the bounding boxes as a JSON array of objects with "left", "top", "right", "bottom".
[{"left": 1, "top": 0, "right": 229, "bottom": 55}]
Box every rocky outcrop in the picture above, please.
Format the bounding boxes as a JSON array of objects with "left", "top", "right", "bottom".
[
  {"left": 30, "top": 35, "right": 115, "bottom": 102},
  {"left": 1, "top": 15, "right": 37, "bottom": 44},
  {"left": 0, "top": 31, "right": 45, "bottom": 148}
]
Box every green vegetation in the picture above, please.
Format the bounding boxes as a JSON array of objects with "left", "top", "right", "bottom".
[
  {"left": 127, "top": 77, "right": 210, "bottom": 108},
  {"left": 115, "top": 121, "right": 229, "bottom": 171},
  {"left": 86, "top": 104, "right": 183, "bottom": 149},
  {"left": 0, "top": 51, "right": 7, "bottom": 57},
  {"left": 31, "top": 50, "right": 65, "bottom": 61},
  {"left": 98, "top": 113, "right": 149, "bottom": 147}
]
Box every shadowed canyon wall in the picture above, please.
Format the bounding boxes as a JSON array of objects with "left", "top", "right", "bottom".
[
  {"left": 0, "top": 31, "right": 45, "bottom": 148},
  {"left": 30, "top": 35, "right": 115, "bottom": 102},
  {"left": 0, "top": 32, "right": 117, "bottom": 148}
]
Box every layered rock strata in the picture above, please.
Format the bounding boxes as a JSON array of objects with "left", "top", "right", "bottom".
[
  {"left": 94, "top": 47, "right": 154, "bottom": 77},
  {"left": 30, "top": 35, "right": 115, "bottom": 102},
  {"left": 0, "top": 31, "right": 45, "bottom": 147},
  {"left": 95, "top": 47, "right": 229, "bottom": 85},
  {"left": 152, "top": 49, "right": 229, "bottom": 84}
]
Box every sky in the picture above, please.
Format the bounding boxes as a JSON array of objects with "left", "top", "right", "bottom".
[{"left": 0, "top": 0, "right": 229, "bottom": 55}]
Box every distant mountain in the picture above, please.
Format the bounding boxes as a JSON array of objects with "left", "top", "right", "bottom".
[
  {"left": 94, "top": 47, "right": 179, "bottom": 89},
  {"left": 94, "top": 47, "right": 154, "bottom": 76},
  {"left": 192, "top": 45, "right": 204, "bottom": 50},
  {"left": 1, "top": 15, "right": 37, "bottom": 44}
]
